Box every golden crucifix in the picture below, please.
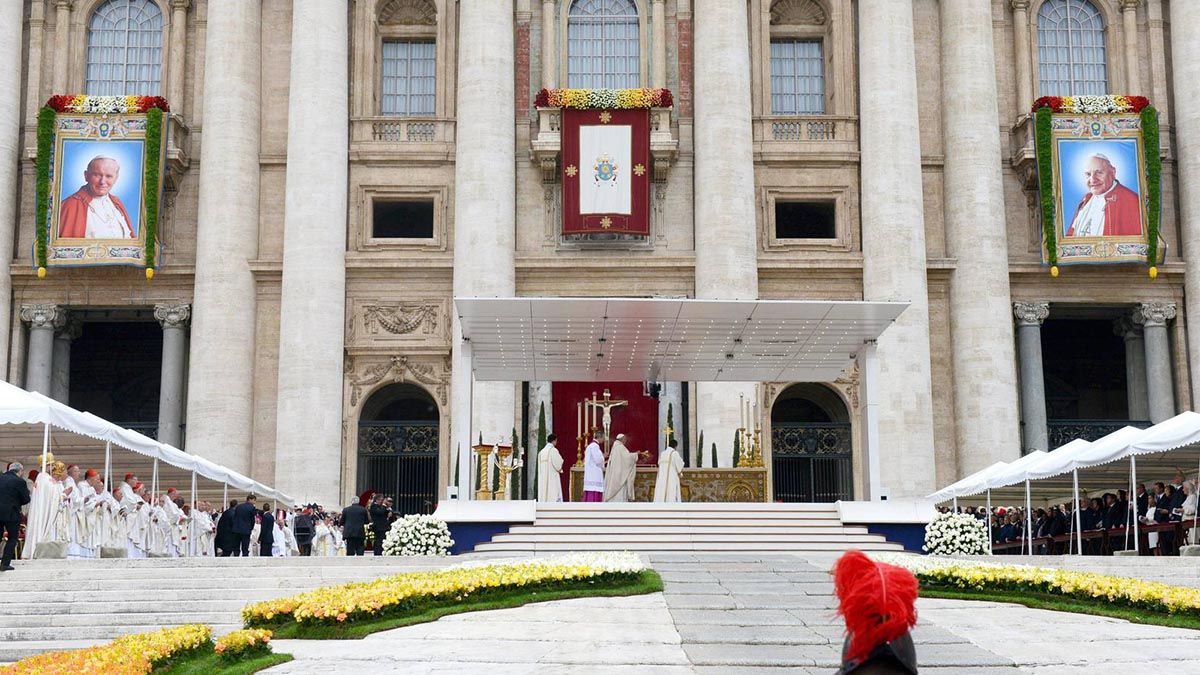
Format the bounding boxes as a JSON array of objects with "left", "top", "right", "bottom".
[{"left": 588, "top": 388, "right": 628, "bottom": 455}]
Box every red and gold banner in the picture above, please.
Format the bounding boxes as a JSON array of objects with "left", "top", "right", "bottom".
[{"left": 561, "top": 108, "right": 650, "bottom": 236}]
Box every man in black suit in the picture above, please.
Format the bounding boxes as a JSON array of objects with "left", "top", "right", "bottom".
[
  {"left": 342, "top": 500, "right": 369, "bottom": 556},
  {"left": 258, "top": 505, "right": 275, "bottom": 557},
  {"left": 232, "top": 495, "right": 258, "bottom": 557},
  {"left": 0, "top": 462, "right": 31, "bottom": 571},
  {"left": 215, "top": 499, "right": 238, "bottom": 556},
  {"left": 293, "top": 508, "right": 314, "bottom": 556},
  {"left": 369, "top": 494, "right": 392, "bottom": 556}
]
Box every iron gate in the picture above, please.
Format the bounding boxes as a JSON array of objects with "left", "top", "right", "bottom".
[
  {"left": 356, "top": 421, "right": 439, "bottom": 515},
  {"left": 771, "top": 422, "right": 852, "bottom": 502}
]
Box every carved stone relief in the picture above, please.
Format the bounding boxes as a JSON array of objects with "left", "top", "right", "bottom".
[{"left": 347, "top": 354, "right": 450, "bottom": 408}]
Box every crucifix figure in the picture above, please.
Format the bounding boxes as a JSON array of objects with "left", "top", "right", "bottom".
[{"left": 588, "top": 388, "right": 628, "bottom": 453}]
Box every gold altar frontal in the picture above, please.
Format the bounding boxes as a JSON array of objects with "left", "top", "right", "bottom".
[{"left": 569, "top": 466, "right": 768, "bottom": 502}]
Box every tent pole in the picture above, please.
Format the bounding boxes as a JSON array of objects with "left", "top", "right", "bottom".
[
  {"left": 1073, "top": 469, "right": 1083, "bottom": 556},
  {"left": 104, "top": 441, "right": 112, "bottom": 493},
  {"left": 986, "top": 489, "right": 993, "bottom": 555},
  {"left": 1026, "top": 480, "right": 1033, "bottom": 556},
  {"left": 1132, "top": 455, "right": 1139, "bottom": 554},
  {"left": 1195, "top": 453, "right": 1199, "bottom": 547},
  {"left": 152, "top": 458, "right": 158, "bottom": 497},
  {"left": 40, "top": 422, "right": 49, "bottom": 474},
  {"left": 223, "top": 482, "right": 228, "bottom": 506},
  {"left": 953, "top": 496, "right": 958, "bottom": 513},
  {"left": 190, "top": 470, "right": 197, "bottom": 557}
]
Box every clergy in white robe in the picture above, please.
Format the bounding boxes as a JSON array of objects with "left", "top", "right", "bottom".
[
  {"left": 603, "top": 434, "right": 639, "bottom": 502},
  {"left": 537, "top": 435, "right": 564, "bottom": 502},
  {"left": 63, "top": 467, "right": 90, "bottom": 559},
  {"left": 22, "top": 466, "right": 65, "bottom": 559},
  {"left": 583, "top": 435, "right": 606, "bottom": 502},
  {"left": 654, "top": 440, "right": 684, "bottom": 502}
]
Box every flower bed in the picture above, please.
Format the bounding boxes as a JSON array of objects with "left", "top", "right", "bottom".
[
  {"left": 874, "top": 553, "right": 1200, "bottom": 616},
  {"left": 535, "top": 87, "right": 673, "bottom": 109},
  {"left": 923, "top": 511, "right": 989, "bottom": 556},
  {"left": 0, "top": 624, "right": 211, "bottom": 674},
  {"left": 382, "top": 514, "right": 454, "bottom": 556},
  {"left": 214, "top": 628, "right": 274, "bottom": 662},
  {"left": 242, "top": 552, "right": 648, "bottom": 628}
]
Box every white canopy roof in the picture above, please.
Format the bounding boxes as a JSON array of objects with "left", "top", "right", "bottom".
[
  {"left": 1024, "top": 438, "right": 1093, "bottom": 481},
  {"left": 927, "top": 461, "right": 1009, "bottom": 502},
  {"left": 0, "top": 381, "right": 294, "bottom": 505},
  {"left": 1127, "top": 411, "right": 1200, "bottom": 456},
  {"left": 980, "top": 451, "right": 1049, "bottom": 492},
  {"left": 455, "top": 297, "right": 907, "bottom": 382}
]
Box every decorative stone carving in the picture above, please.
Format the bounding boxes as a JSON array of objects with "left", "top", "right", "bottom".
[
  {"left": 770, "top": 0, "right": 826, "bottom": 25},
  {"left": 1113, "top": 315, "right": 1144, "bottom": 340},
  {"left": 20, "top": 304, "right": 66, "bottom": 330},
  {"left": 154, "top": 303, "right": 191, "bottom": 329},
  {"left": 1009, "top": 0, "right": 1031, "bottom": 10},
  {"left": 1119, "top": 0, "right": 1142, "bottom": 10},
  {"left": 378, "top": 0, "right": 436, "bottom": 25},
  {"left": 833, "top": 361, "right": 860, "bottom": 411},
  {"left": 1013, "top": 301, "right": 1050, "bottom": 326},
  {"left": 362, "top": 304, "right": 438, "bottom": 336},
  {"left": 349, "top": 355, "right": 449, "bottom": 407},
  {"left": 1136, "top": 301, "right": 1177, "bottom": 327}
]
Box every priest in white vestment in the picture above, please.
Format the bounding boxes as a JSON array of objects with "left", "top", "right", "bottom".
[
  {"left": 22, "top": 462, "right": 67, "bottom": 559},
  {"left": 537, "top": 434, "right": 564, "bottom": 502},
  {"left": 63, "top": 465, "right": 90, "bottom": 559},
  {"left": 603, "top": 434, "right": 639, "bottom": 502},
  {"left": 583, "top": 433, "right": 606, "bottom": 502},
  {"left": 654, "top": 439, "right": 684, "bottom": 502}
]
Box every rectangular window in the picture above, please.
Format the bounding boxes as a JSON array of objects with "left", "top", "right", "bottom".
[
  {"left": 373, "top": 200, "right": 435, "bottom": 239},
  {"left": 774, "top": 201, "right": 836, "bottom": 239},
  {"left": 770, "top": 39, "right": 825, "bottom": 115},
  {"left": 381, "top": 41, "right": 436, "bottom": 116}
]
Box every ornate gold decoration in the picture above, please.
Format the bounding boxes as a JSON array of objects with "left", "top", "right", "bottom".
[
  {"left": 363, "top": 304, "right": 438, "bottom": 336},
  {"left": 565, "top": 164, "right": 578, "bottom": 178},
  {"left": 599, "top": 216, "right": 613, "bottom": 229},
  {"left": 598, "top": 111, "right": 613, "bottom": 124},
  {"left": 633, "top": 163, "right": 646, "bottom": 177},
  {"left": 569, "top": 466, "right": 768, "bottom": 503}
]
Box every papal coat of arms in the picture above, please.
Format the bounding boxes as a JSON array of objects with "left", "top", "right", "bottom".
[{"left": 593, "top": 153, "right": 619, "bottom": 185}]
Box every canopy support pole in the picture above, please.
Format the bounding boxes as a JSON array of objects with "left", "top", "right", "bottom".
[
  {"left": 1194, "top": 453, "right": 1199, "bottom": 547},
  {"left": 223, "top": 482, "right": 228, "bottom": 507},
  {"left": 104, "top": 441, "right": 112, "bottom": 493},
  {"left": 1025, "top": 480, "right": 1033, "bottom": 555},
  {"left": 1132, "top": 455, "right": 1140, "bottom": 554},
  {"left": 986, "top": 489, "right": 993, "bottom": 555},
  {"left": 1073, "top": 469, "right": 1083, "bottom": 556},
  {"left": 189, "top": 470, "right": 197, "bottom": 557},
  {"left": 40, "top": 422, "right": 49, "bottom": 474},
  {"left": 953, "top": 496, "right": 958, "bottom": 513},
  {"left": 152, "top": 458, "right": 159, "bottom": 497}
]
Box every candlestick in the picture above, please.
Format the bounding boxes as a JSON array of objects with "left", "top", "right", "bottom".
[
  {"left": 739, "top": 393, "right": 745, "bottom": 430},
  {"left": 577, "top": 402, "right": 582, "bottom": 439}
]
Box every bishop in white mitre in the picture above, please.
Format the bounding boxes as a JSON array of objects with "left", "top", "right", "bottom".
[
  {"left": 603, "top": 434, "right": 639, "bottom": 502},
  {"left": 583, "top": 433, "right": 606, "bottom": 502},
  {"left": 654, "top": 439, "right": 684, "bottom": 503},
  {"left": 537, "top": 434, "right": 564, "bottom": 502}
]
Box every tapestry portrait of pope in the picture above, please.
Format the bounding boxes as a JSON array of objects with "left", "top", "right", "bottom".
[
  {"left": 56, "top": 139, "right": 144, "bottom": 240},
  {"left": 1059, "top": 139, "right": 1144, "bottom": 238}
]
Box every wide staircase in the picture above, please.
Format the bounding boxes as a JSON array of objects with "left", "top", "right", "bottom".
[{"left": 472, "top": 502, "right": 904, "bottom": 554}]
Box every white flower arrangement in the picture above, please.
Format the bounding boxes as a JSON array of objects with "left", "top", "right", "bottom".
[
  {"left": 382, "top": 514, "right": 455, "bottom": 556},
  {"left": 922, "top": 511, "right": 989, "bottom": 556}
]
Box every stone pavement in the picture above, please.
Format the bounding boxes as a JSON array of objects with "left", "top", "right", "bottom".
[{"left": 267, "top": 554, "right": 1200, "bottom": 674}]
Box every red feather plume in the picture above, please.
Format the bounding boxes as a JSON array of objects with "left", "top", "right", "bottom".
[
  {"left": 358, "top": 489, "right": 376, "bottom": 507},
  {"left": 832, "top": 550, "right": 919, "bottom": 664}
]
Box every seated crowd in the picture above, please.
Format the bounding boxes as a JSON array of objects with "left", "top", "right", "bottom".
[{"left": 941, "top": 471, "right": 1199, "bottom": 556}]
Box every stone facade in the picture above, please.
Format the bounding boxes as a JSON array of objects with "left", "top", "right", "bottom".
[{"left": 3, "top": 0, "right": 1196, "bottom": 506}]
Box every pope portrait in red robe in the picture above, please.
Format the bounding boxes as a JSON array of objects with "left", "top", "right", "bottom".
[
  {"left": 1066, "top": 154, "right": 1143, "bottom": 237},
  {"left": 58, "top": 156, "right": 136, "bottom": 239}
]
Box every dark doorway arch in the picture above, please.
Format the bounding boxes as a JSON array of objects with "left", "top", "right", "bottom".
[
  {"left": 357, "top": 383, "right": 439, "bottom": 516},
  {"left": 771, "top": 383, "right": 852, "bottom": 502}
]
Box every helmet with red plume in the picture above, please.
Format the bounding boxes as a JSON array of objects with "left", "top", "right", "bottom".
[{"left": 832, "top": 550, "right": 919, "bottom": 674}]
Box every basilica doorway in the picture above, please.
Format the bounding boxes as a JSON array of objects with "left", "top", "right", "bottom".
[
  {"left": 770, "top": 383, "right": 853, "bottom": 503},
  {"left": 356, "top": 383, "right": 439, "bottom": 516}
]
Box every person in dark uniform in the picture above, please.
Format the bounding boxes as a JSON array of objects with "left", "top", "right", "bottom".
[
  {"left": 341, "top": 500, "right": 369, "bottom": 556},
  {"left": 0, "top": 462, "right": 31, "bottom": 571},
  {"left": 258, "top": 505, "right": 275, "bottom": 557},
  {"left": 231, "top": 495, "right": 258, "bottom": 557},
  {"left": 369, "top": 494, "right": 392, "bottom": 556},
  {"left": 215, "top": 499, "right": 238, "bottom": 556},
  {"left": 293, "top": 508, "right": 315, "bottom": 556}
]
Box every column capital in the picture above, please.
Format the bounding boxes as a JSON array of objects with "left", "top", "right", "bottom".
[
  {"left": 53, "top": 0, "right": 73, "bottom": 10},
  {"left": 55, "top": 316, "right": 82, "bottom": 341},
  {"left": 154, "top": 303, "right": 191, "bottom": 329},
  {"left": 170, "top": 0, "right": 192, "bottom": 9},
  {"left": 1010, "top": 0, "right": 1031, "bottom": 10},
  {"left": 20, "top": 304, "right": 66, "bottom": 330},
  {"left": 1113, "top": 315, "right": 1145, "bottom": 340},
  {"left": 1136, "top": 301, "right": 1177, "bottom": 327},
  {"left": 1119, "top": 0, "right": 1142, "bottom": 11},
  {"left": 1013, "top": 302, "right": 1049, "bottom": 326}
]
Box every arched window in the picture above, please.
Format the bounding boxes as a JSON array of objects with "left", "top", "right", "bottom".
[
  {"left": 85, "top": 0, "right": 164, "bottom": 96},
  {"left": 1037, "top": 0, "right": 1107, "bottom": 96},
  {"left": 567, "top": 0, "right": 640, "bottom": 89}
]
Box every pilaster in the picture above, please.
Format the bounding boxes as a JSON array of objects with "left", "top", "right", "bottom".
[
  {"left": 155, "top": 304, "right": 190, "bottom": 449},
  {"left": 1010, "top": 1, "right": 1033, "bottom": 117},
  {"left": 1136, "top": 301, "right": 1176, "bottom": 423},
  {"left": 0, "top": 0, "right": 22, "bottom": 379},
  {"left": 1121, "top": 0, "right": 1141, "bottom": 94},
  {"left": 1172, "top": 0, "right": 1200, "bottom": 399},
  {"left": 52, "top": 0, "right": 71, "bottom": 93},
  {"left": 21, "top": 305, "right": 66, "bottom": 397},
  {"left": 1013, "top": 302, "right": 1049, "bottom": 454}
]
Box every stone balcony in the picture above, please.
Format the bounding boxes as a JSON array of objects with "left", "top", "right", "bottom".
[
  {"left": 350, "top": 116, "right": 456, "bottom": 162},
  {"left": 165, "top": 114, "right": 190, "bottom": 180},
  {"left": 531, "top": 106, "right": 677, "bottom": 182},
  {"left": 752, "top": 115, "right": 858, "bottom": 164}
]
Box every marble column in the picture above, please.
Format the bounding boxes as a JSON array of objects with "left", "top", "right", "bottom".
[
  {"left": 1121, "top": 0, "right": 1141, "bottom": 94},
  {"left": 540, "top": 0, "right": 556, "bottom": 89},
  {"left": 273, "top": 0, "right": 349, "bottom": 506},
  {"left": 1146, "top": 0, "right": 1169, "bottom": 118},
  {"left": 167, "top": 0, "right": 190, "bottom": 111},
  {"left": 526, "top": 381, "right": 553, "bottom": 495},
  {"left": 657, "top": 381, "right": 684, "bottom": 459},
  {"left": 50, "top": 319, "right": 79, "bottom": 404},
  {"left": 651, "top": 0, "right": 667, "bottom": 89},
  {"left": 0, "top": 0, "right": 22, "bottom": 377},
  {"left": 1010, "top": 1, "right": 1033, "bottom": 117},
  {"left": 185, "top": 0, "right": 261, "bottom": 473},
  {"left": 52, "top": 0, "right": 71, "bottom": 93},
  {"left": 1115, "top": 316, "right": 1149, "bottom": 421},
  {"left": 942, "top": 0, "right": 1022, "bottom": 474},
  {"left": 693, "top": 0, "right": 758, "bottom": 468},
  {"left": 1137, "top": 302, "right": 1176, "bottom": 423},
  {"left": 858, "top": 0, "right": 936, "bottom": 496},
  {"left": 155, "top": 304, "right": 190, "bottom": 448},
  {"left": 452, "top": 0, "right": 516, "bottom": 497},
  {"left": 1013, "top": 303, "right": 1049, "bottom": 454},
  {"left": 21, "top": 305, "right": 64, "bottom": 396},
  {"left": 1173, "top": 0, "right": 1200, "bottom": 398}
]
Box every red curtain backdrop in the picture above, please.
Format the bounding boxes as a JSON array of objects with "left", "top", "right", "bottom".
[{"left": 550, "top": 381, "right": 660, "bottom": 500}]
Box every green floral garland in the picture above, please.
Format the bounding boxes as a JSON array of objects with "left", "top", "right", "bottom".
[
  {"left": 143, "top": 107, "right": 163, "bottom": 271},
  {"left": 1034, "top": 106, "right": 1057, "bottom": 271},
  {"left": 34, "top": 107, "right": 55, "bottom": 275},
  {"left": 1142, "top": 106, "right": 1161, "bottom": 270}
]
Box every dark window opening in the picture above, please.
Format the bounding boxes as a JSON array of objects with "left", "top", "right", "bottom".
[
  {"left": 774, "top": 200, "right": 836, "bottom": 239},
  {"left": 372, "top": 200, "right": 434, "bottom": 239},
  {"left": 69, "top": 321, "right": 162, "bottom": 430}
]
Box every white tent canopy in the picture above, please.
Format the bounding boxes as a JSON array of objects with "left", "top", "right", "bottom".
[
  {"left": 0, "top": 381, "right": 294, "bottom": 505},
  {"left": 927, "top": 461, "right": 1009, "bottom": 502}
]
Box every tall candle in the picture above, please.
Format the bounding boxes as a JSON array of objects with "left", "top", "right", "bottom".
[{"left": 577, "top": 402, "right": 582, "bottom": 437}]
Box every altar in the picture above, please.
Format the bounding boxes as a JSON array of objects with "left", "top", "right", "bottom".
[{"left": 569, "top": 465, "right": 768, "bottom": 502}]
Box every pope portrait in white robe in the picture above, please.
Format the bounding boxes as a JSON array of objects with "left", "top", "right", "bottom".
[
  {"left": 654, "top": 440, "right": 684, "bottom": 502},
  {"left": 603, "top": 434, "right": 639, "bottom": 502},
  {"left": 537, "top": 435, "right": 564, "bottom": 502}
]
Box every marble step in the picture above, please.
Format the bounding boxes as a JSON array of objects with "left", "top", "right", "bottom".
[
  {"left": 535, "top": 503, "right": 839, "bottom": 512},
  {"left": 0, "top": 599, "right": 254, "bottom": 615},
  {"left": 0, "top": 611, "right": 236, "bottom": 629},
  {"left": 474, "top": 540, "right": 903, "bottom": 552},
  {"left": 0, "top": 576, "right": 398, "bottom": 592},
  {"left": 520, "top": 521, "right": 867, "bottom": 532},
  {"left": 0, "top": 589, "right": 293, "bottom": 605},
  {"left": 490, "top": 532, "right": 889, "bottom": 543},
  {"left": 0, "top": 624, "right": 244, "bottom": 642}
]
